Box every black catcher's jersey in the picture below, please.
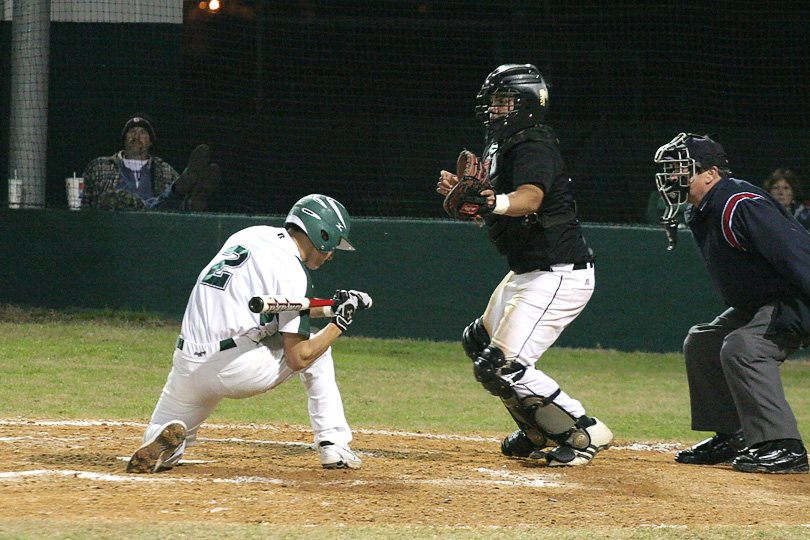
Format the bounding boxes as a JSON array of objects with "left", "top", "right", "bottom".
[{"left": 483, "top": 126, "right": 592, "bottom": 274}]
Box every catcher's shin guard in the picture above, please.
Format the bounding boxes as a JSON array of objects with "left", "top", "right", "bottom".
[
  {"left": 472, "top": 344, "right": 592, "bottom": 451},
  {"left": 462, "top": 317, "right": 490, "bottom": 361},
  {"left": 501, "top": 389, "right": 593, "bottom": 451}
]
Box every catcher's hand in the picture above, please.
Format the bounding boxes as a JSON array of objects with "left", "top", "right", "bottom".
[
  {"left": 436, "top": 169, "right": 459, "bottom": 197},
  {"left": 441, "top": 150, "right": 493, "bottom": 220}
]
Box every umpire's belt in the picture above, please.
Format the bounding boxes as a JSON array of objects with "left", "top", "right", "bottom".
[
  {"left": 176, "top": 336, "right": 237, "bottom": 353},
  {"left": 539, "top": 261, "right": 593, "bottom": 272}
]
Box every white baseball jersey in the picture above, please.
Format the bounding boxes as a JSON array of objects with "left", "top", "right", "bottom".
[
  {"left": 181, "top": 225, "right": 312, "bottom": 346},
  {"left": 142, "top": 225, "right": 353, "bottom": 464}
]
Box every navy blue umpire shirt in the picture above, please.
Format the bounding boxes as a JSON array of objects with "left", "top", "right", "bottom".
[{"left": 686, "top": 176, "right": 810, "bottom": 339}]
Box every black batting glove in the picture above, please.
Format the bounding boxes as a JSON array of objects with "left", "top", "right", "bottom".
[{"left": 331, "top": 290, "right": 359, "bottom": 332}]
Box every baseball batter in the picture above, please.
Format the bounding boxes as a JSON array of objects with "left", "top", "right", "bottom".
[
  {"left": 127, "top": 194, "right": 370, "bottom": 473},
  {"left": 438, "top": 64, "right": 612, "bottom": 466}
]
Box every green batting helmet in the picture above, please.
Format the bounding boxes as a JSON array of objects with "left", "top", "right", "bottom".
[{"left": 285, "top": 194, "right": 355, "bottom": 252}]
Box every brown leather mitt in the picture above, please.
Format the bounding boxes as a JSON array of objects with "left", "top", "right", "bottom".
[{"left": 442, "top": 150, "right": 492, "bottom": 220}]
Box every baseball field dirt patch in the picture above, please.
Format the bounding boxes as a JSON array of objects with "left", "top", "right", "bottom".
[{"left": 1, "top": 419, "right": 808, "bottom": 529}]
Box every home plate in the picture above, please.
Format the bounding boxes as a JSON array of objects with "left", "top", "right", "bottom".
[{"left": 116, "top": 457, "right": 217, "bottom": 464}]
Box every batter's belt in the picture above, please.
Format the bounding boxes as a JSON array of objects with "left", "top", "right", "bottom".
[{"left": 176, "top": 336, "right": 237, "bottom": 353}]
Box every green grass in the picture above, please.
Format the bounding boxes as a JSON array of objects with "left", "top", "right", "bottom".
[
  {"left": 1, "top": 307, "right": 809, "bottom": 442},
  {"left": 1, "top": 305, "right": 810, "bottom": 540}
]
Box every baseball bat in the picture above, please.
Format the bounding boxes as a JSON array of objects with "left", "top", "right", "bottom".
[{"left": 248, "top": 295, "right": 333, "bottom": 314}]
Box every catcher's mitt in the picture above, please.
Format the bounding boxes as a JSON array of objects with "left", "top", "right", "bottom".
[{"left": 442, "top": 150, "right": 492, "bottom": 220}]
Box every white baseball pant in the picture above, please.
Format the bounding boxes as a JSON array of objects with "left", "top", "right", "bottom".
[
  {"left": 482, "top": 263, "right": 595, "bottom": 417},
  {"left": 141, "top": 333, "right": 352, "bottom": 466}
]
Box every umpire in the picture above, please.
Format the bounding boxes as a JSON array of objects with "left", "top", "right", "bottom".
[{"left": 654, "top": 133, "right": 810, "bottom": 474}]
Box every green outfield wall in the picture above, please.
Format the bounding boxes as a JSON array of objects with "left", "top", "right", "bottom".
[{"left": 0, "top": 208, "right": 723, "bottom": 352}]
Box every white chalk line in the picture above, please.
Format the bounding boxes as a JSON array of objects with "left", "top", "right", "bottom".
[
  {"left": 0, "top": 418, "right": 683, "bottom": 452},
  {"left": 0, "top": 418, "right": 496, "bottom": 442},
  {"left": 0, "top": 467, "right": 564, "bottom": 489}
]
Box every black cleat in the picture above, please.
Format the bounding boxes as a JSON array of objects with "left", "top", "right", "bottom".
[
  {"left": 675, "top": 431, "right": 747, "bottom": 465},
  {"left": 732, "top": 440, "right": 809, "bottom": 474},
  {"left": 501, "top": 429, "right": 548, "bottom": 458}
]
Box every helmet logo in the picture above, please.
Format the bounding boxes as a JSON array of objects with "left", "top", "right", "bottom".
[
  {"left": 335, "top": 222, "right": 345, "bottom": 232},
  {"left": 301, "top": 207, "right": 322, "bottom": 220}
]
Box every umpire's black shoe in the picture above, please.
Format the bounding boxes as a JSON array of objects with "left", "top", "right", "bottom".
[
  {"left": 732, "top": 439, "right": 809, "bottom": 474},
  {"left": 675, "top": 431, "right": 747, "bottom": 465}
]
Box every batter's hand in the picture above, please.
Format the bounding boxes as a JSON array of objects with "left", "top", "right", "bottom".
[
  {"left": 436, "top": 170, "right": 459, "bottom": 196},
  {"left": 331, "top": 290, "right": 360, "bottom": 332},
  {"left": 346, "top": 290, "right": 373, "bottom": 310}
]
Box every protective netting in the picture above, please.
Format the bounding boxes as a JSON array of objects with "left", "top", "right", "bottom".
[{"left": 2, "top": 0, "right": 809, "bottom": 222}]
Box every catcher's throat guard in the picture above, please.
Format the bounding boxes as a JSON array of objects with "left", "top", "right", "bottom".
[
  {"left": 653, "top": 133, "right": 697, "bottom": 251},
  {"left": 654, "top": 133, "right": 696, "bottom": 222}
]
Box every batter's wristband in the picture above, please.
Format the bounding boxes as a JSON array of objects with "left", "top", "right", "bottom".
[{"left": 322, "top": 306, "right": 334, "bottom": 317}]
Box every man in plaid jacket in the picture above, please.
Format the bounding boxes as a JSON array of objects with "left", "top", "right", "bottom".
[{"left": 81, "top": 115, "right": 219, "bottom": 211}]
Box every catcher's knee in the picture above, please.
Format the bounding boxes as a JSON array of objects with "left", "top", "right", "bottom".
[
  {"left": 462, "top": 317, "right": 490, "bottom": 361},
  {"left": 472, "top": 344, "right": 525, "bottom": 398}
]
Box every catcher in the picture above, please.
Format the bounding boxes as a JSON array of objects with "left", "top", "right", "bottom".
[{"left": 437, "top": 64, "right": 612, "bottom": 467}]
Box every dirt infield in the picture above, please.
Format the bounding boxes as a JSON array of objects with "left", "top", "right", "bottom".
[{"left": 1, "top": 419, "right": 809, "bottom": 529}]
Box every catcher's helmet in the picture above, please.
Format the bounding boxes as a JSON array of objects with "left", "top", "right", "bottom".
[
  {"left": 285, "top": 194, "right": 354, "bottom": 252},
  {"left": 476, "top": 64, "right": 549, "bottom": 141},
  {"left": 653, "top": 133, "right": 729, "bottom": 220}
]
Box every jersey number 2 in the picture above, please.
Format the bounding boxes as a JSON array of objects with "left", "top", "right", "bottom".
[{"left": 201, "top": 245, "right": 250, "bottom": 290}]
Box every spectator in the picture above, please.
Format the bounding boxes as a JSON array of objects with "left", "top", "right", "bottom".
[
  {"left": 762, "top": 168, "right": 810, "bottom": 230},
  {"left": 81, "top": 115, "right": 220, "bottom": 211}
]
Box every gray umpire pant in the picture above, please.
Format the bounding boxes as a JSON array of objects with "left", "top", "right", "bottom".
[{"left": 682, "top": 303, "right": 803, "bottom": 447}]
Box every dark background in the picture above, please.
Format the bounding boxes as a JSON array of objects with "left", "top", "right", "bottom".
[{"left": 2, "top": 0, "right": 809, "bottom": 222}]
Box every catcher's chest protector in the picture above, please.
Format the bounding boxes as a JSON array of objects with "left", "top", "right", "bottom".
[{"left": 485, "top": 127, "right": 558, "bottom": 192}]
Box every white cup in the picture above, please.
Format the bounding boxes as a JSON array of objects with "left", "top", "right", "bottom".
[
  {"left": 66, "top": 174, "right": 84, "bottom": 210},
  {"left": 8, "top": 177, "right": 22, "bottom": 209}
]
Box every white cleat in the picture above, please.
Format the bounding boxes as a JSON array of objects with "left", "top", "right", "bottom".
[
  {"left": 547, "top": 418, "right": 613, "bottom": 467},
  {"left": 319, "top": 441, "right": 362, "bottom": 470},
  {"left": 126, "top": 420, "right": 187, "bottom": 474}
]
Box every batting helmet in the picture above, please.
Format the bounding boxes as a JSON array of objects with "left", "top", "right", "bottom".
[
  {"left": 653, "top": 133, "right": 730, "bottom": 220},
  {"left": 285, "top": 194, "right": 355, "bottom": 252},
  {"left": 475, "top": 64, "right": 549, "bottom": 141}
]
